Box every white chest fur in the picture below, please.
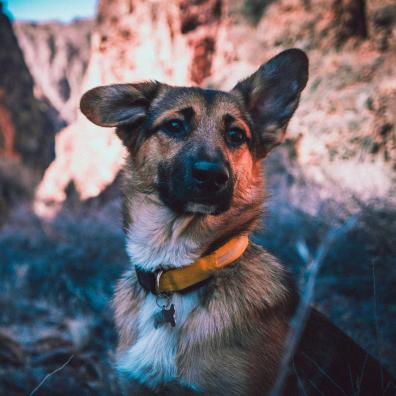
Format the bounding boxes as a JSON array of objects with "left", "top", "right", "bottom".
[
  {"left": 119, "top": 195, "right": 211, "bottom": 388},
  {"left": 125, "top": 196, "right": 207, "bottom": 271},
  {"left": 116, "top": 291, "right": 200, "bottom": 388}
]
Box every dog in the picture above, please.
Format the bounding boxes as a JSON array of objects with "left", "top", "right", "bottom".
[{"left": 80, "top": 49, "right": 395, "bottom": 395}]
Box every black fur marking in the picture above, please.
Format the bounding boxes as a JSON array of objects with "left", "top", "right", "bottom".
[{"left": 157, "top": 147, "right": 234, "bottom": 215}]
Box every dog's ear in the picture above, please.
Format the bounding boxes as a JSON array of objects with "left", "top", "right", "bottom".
[
  {"left": 232, "top": 49, "right": 308, "bottom": 158},
  {"left": 80, "top": 81, "right": 161, "bottom": 128}
]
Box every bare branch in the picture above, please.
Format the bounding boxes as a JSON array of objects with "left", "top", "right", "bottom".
[
  {"left": 269, "top": 216, "right": 357, "bottom": 396},
  {"left": 29, "top": 355, "right": 74, "bottom": 396}
]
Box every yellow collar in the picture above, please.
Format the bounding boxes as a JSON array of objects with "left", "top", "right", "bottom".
[{"left": 136, "top": 235, "right": 249, "bottom": 294}]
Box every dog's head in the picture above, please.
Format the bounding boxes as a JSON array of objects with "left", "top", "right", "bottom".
[{"left": 80, "top": 49, "right": 308, "bottom": 217}]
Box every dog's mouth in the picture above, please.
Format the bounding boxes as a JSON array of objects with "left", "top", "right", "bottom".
[
  {"left": 185, "top": 202, "right": 218, "bottom": 215},
  {"left": 185, "top": 198, "right": 231, "bottom": 215},
  {"left": 156, "top": 176, "right": 233, "bottom": 216},
  {"left": 157, "top": 182, "right": 233, "bottom": 215}
]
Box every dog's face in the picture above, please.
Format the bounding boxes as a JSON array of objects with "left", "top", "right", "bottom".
[{"left": 80, "top": 49, "right": 308, "bottom": 216}]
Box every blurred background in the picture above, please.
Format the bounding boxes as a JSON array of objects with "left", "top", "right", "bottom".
[{"left": 0, "top": 0, "right": 395, "bottom": 394}]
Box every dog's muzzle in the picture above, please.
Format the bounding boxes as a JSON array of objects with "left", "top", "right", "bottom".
[{"left": 157, "top": 154, "right": 234, "bottom": 215}]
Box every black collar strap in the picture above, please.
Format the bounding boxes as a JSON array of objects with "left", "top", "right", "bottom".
[{"left": 136, "top": 268, "right": 157, "bottom": 294}]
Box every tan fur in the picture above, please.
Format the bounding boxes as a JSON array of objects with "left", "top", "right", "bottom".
[
  {"left": 113, "top": 270, "right": 144, "bottom": 353},
  {"left": 113, "top": 243, "right": 293, "bottom": 395},
  {"left": 107, "top": 88, "right": 290, "bottom": 394},
  {"left": 80, "top": 49, "right": 311, "bottom": 395},
  {"left": 117, "top": 88, "right": 265, "bottom": 270}
]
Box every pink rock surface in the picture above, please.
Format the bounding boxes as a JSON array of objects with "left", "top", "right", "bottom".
[{"left": 33, "top": 0, "right": 396, "bottom": 217}]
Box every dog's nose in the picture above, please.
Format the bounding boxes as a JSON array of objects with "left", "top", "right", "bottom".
[{"left": 192, "top": 161, "right": 229, "bottom": 191}]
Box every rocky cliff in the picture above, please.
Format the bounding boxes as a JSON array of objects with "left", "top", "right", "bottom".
[
  {"left": 14, "top": 18, "right": 93, "bottom": 129},
  {"left": 0, "top": 3, "right": 55, "bottom": 222},
  {"left": 0, "top": 6, "right": 54, "bottom": 170},
  {"left": 34, "top": 0, "right": 225, "bottom": 216},
  {"left": 31, "top": 0, "right": 396, "bottom": 217}
]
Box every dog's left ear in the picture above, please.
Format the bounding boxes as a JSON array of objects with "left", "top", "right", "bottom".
[{"left": 232, "top": 48, "right": 308, "bottom": 158}]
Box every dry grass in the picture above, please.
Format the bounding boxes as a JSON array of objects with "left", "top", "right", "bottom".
[{"left": 0, "top": 187, "right": 395, "bottom": 394}]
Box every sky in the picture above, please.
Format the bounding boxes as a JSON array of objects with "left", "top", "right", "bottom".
[{"left": 4, "top": 0, "right": 97, "bottom": 22}]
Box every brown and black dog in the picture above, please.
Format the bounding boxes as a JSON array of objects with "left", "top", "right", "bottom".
[{"left": 80, "top": 49, "right": 395, "bottom": 395}]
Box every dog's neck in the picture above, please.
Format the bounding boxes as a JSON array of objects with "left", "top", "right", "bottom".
[
  {"left": 125, "top": 193, "right": 210, "bottom": 271},
  {"left": 124, "top": 191, "right": 259, "bottom": 272}
]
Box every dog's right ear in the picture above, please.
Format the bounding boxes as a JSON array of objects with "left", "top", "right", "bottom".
[{"left": 80, "top": 81, "right": 162, "bottom": 130}]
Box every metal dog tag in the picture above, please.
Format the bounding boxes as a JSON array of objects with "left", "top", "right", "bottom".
[{"left": 154, "top": 304, "right": 176, "bottom": 328}]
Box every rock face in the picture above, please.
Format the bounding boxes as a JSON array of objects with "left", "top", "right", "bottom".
[
  {"left": 0, "top": 4, "right": 57, "bottom": 223},
  {"left": 34, "top": 0, "right": 396, "bottom": 217},
  {"left": 0, "top": 6, "right": 54, "bottom": 171},
  {"left": 14, "top": 19, "right": 93, "bottom": 129},
  {"left": 34, "top": 0, "right": 224, "bottom": 216}
]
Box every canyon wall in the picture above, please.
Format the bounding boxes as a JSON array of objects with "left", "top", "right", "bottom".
[
  {"left": 0, "top": 6, "right": 54, "bottom": 171},
  {"left": 14, "top": 19, "right": 93, "bottom": 129},
  {"left": 34, "top": 0, "right": 225, "bottom": 216},
  {"left": 0, "top": 4, "right": 55, "bottom": 222},
  {"left": 20, "top": 0, "right": 395, "bottom": 217}
]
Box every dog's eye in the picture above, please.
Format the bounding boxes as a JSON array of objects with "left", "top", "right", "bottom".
[
  {"left": 225, "top": 128, "right": 246, "bottom": 147},
  {"left": 162, "top": 119, "right": 185, "bottom": 135}
]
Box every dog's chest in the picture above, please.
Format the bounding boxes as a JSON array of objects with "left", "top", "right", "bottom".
[{"left": 116, "top": 291, "right": 200, "bottom": 388}]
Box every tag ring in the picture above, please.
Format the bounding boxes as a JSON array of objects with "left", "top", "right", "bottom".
[
  {"left": 156, "top": 293, "right": 171, "bottom": 309},
  {"left": 155, "top": 270, "right": 171, "bottom": 308},
  {"left": 155, "top": 270, "right": 164, "bottom": 295}
]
